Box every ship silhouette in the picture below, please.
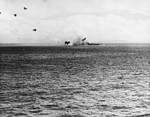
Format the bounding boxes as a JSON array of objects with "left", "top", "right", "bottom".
[{"left": 72, "top": 37, "right": 100, "bottom": 46}]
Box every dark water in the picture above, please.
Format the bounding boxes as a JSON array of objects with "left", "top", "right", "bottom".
[{"left": 1, "top": 46, "right": 150, "bottom": 117}]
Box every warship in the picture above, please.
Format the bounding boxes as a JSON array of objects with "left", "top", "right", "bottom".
[{"left": 64, "top": 37, "right": 100, "bottom": 46}]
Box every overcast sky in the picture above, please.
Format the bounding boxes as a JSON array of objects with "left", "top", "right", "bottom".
[{"left": 0, "top": 0, "right": 150, "bottom": 44}]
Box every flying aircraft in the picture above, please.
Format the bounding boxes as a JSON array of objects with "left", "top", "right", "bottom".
[
  {"left": 14, "top": 14, "right": 17, "bottom": 17},
  {"left": 24, "top": 7, "right": 27, "bottom": 10},
  {"left": 33, "top": 29, "right": 37, "bottom": 31}
]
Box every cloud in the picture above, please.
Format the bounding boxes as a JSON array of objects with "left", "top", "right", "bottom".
[{"left": 0, "top": 0, "right": 150, "bottom": 44}]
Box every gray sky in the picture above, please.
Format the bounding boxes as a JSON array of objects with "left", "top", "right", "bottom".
[{"left": 0, "top": 0, "right": 150, "bottom": 44}]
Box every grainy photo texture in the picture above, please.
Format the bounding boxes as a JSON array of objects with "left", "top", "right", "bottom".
[{"left": 1, "top": 0, "right": 150, "bottom": 117}]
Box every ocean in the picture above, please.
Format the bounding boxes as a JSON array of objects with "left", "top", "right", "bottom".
[{"left": 1, "top": 45, "right": 150, "bottom": 117}]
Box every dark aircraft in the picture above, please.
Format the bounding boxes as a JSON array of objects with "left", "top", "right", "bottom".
[
  {"left": 65, "top": 41, "right": 70, "bottom": 45},
  {"left": 14, "top": 14, "right": 17, "bottom": 17},
  {"left": 33, "top": 29, "right": 37, "bottom": 31},
  {"left": 82, "top": 37, "right": 86, "bottom": 41},
  {"left": 24, "top": 7, "right": 27, "bottom": 10}
]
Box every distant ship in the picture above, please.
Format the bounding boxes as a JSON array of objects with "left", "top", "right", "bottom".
[
  {"left": 72, "top": 37, "right": 100, "bottom": 46},
  {"left": 64, "top": 37, "right": 100, "bottom": 46},
  {"left": 86, "top": 42, "right": 100, "bottom": 45}
]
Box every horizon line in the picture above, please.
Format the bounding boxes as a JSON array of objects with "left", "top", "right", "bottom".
[{"left": 1, "top": 43, "right": 150, "bottom": 47}]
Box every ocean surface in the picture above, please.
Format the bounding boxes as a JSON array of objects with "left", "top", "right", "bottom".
[{"left": 1, "top": 45, "right": 150, "bottom": 117}]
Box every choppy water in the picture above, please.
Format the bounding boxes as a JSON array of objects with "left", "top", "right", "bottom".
[{"left": 1, "top": 46, "right": 150, "bottom": 117}]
